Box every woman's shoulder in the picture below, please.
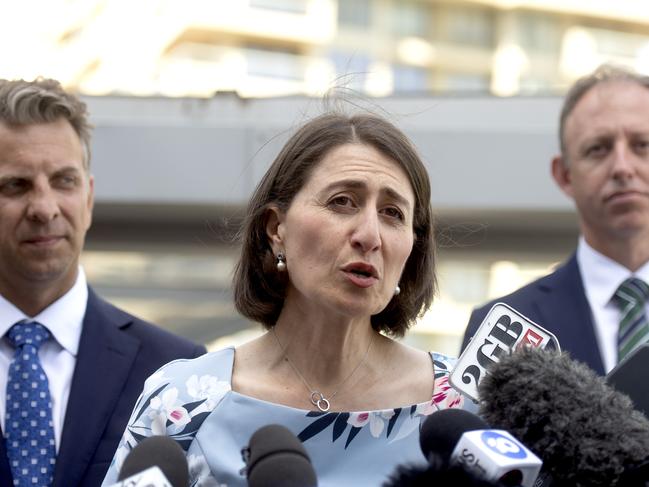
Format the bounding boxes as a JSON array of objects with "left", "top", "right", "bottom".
[
  {"left": 429, "top": 351, "right": 457, "bottom": 377},
  {"left": 104, "top": 348, "right": 236, "bottom": 480},
  {"left": 428, "top": 351, "right": 464, "bottom": 410},
  {"left": 141, "top": 346, "right": 235, "bottom": 395}
]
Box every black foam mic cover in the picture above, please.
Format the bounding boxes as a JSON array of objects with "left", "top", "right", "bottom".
[
  {"left": 245, "top": 424, "right": 317, "bottom": 487},
  {"left": 384, "top": 455, "right": 506, "bottom": 487},
  {"left": 478, "top": 347, "right": 649, "bottom": 487},
  {"left": 118, "top": 435, "right": 189, "bottom": 487}
]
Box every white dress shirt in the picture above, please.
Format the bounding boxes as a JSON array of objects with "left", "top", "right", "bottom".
[
  {"left": 0, "top": 267, "right": 87, "bottom": 451},
  {"left": 577, "top": 238, "right": 649, "bottom": 373}
]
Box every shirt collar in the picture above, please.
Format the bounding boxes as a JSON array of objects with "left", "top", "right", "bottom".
[
  {"left": 577, "top": 237, "right": 649, "bottom": 307},
  {"left": 0, "top": 267, "right": 87, "bottom": 356}
]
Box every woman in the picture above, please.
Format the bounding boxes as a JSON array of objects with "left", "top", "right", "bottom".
[{"left": 102, "top": 113, "right": 464, "bottom": 486}]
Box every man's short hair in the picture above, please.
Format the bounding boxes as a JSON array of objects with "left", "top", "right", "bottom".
[
  {"left": 559, "top": 64, "right": 649, "bottom": 162},
  {"left": 0, "top": 78, "right": 92, "bottom": 168}
]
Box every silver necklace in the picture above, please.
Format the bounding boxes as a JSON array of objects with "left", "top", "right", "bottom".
[{"left": 271, "top": 327, "right": 374, "bottom": 412}]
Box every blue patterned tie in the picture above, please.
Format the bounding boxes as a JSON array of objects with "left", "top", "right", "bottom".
[
  {"left": 614, "top": 277, "right": 649, "bottom": 362},
  {"left": 5, "top": 321, "right": 56, "bottom": 486}
]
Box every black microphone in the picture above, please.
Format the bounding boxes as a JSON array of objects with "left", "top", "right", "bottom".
[
  {"left": 243, "top": 424, "right": 318, "bottom": 487},
  {"left": 421, "top": 409, "right": 540, "bottom": 486},
  {"left": 478, "top": 347, "right": 649, "bottom": 486},
  {"left": 384, "top": 409, "right": 541, "bottom": 487},
  {"left": 384, "top": 456, "right": 508, "bottom": 487},
  {"left": 117, "top": 435, "right": 189, "bottom": 487},
  {"left": 419, "top": 408, "right": 489, "bottom": 462}
]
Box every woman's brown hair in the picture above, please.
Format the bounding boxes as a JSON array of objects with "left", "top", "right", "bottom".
[{"left": 232, "top": 112, "right": 435, "bottom": 337}]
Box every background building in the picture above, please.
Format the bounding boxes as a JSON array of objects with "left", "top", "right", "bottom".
[
  {"left": 5, "top": 0, "right": 649, "bottom": 353},
  {"left": 6, "top": 0, "right": 649, "bottom": 98}
]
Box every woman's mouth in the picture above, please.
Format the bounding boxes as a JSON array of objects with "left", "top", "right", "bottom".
[{"left": 342, "top": 263, "right": 379, "bottom": 288}]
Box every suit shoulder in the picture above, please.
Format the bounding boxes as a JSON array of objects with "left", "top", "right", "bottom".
[
  {"left": 87, "top": 289, "right": 207, "bottom": 357},
  {"left": 471, "top": 260, "right": 573, "bottom": 319},
  {"left": 461, "top": 259, "right": 576, "bottom": 350},
  {"left": 127, "top": 315, "right": 206, "bottom": 354}
]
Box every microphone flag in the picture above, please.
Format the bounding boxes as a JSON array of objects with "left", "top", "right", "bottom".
[{"left": 450, "top": 302, "right": 560, "bottom": 402}]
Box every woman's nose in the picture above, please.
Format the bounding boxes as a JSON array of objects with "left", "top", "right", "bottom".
[{"left": 351, "top": 210, "right": 381, "bottom": 253}]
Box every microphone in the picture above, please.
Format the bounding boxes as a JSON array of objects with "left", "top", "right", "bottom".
[
  {"left": 114, "top": 436, "right": 189, "bottom": 487},
  {"left": 384, "top": 408, "right": 541, "bottom": 486},
  {"left": 478, "top": 347, "right": 649, "bottom": 486},
  {"left": 384, "top": 458, "right": 508, "bottom": 486},
  {"left": 110, "top": 466, "right": 174, "bottom": 487},
  {"left": 419, "top": 409, "right": 541, "bottom": 487},
  {"left": 243, "top": 424, "right": 318, "bottom": 487},
  {"left": 420, "top": 408, "right": 488, "bottom": 462}
]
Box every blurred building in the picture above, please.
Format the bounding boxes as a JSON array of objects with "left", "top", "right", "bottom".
[
  {"left": 5, "top": 1, "right": 649, "bottom": 98},
  {"left": 5, "top": 0, "right": 649, "bottom": 352}
]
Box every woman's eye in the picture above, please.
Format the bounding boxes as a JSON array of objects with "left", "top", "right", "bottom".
[
  {"left": 382, "top": 207, "right": 404, "bottom": 221},
  {"left": 329, "top": 196, "right": 354, "bottom": 207}
]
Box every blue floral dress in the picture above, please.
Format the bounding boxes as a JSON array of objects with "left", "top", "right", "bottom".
[{"left": 101, "top": 347, "right": 464, "bottom": 487}]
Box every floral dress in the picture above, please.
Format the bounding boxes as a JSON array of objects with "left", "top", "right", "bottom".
[{"left": 101, "top": 347, "right": 464, "bottom": 487}]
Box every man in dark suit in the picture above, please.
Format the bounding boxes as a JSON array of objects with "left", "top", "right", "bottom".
[
  {"left": 0, "top": 78, "right": 206, "bottom": 486},
  {"left": 462, "top": 64, "right": 649, "bottom": 376}
]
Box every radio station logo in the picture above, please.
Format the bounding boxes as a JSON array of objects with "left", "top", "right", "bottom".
[
  {"left": 480, "top": 431, "right": 527, "bottom": 459},
  {"left": 517, "top": 328, "right": 544, "bottom": 349}
]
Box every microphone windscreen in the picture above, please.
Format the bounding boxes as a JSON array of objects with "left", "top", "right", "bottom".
[
  {"left": 383, "top": 453, "right": 505, "bottom": 487},
  {"left": 118, "top": 435, "right": 189, "bottom": 487},
  {"left": 478, "top": 347, "right": 649, "bottom": 486},
  {"left": 246, "top": 424, "right": 317, "bottom": 487},
  {"left": 419, "top": 408, "right": 488, "bottom": 462}
]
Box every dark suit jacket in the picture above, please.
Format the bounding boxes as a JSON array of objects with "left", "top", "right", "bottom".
[
  {"left": 460, "top": 253, "right": 606, "bottom": 375},
  {"left": 0, "top": 287, "right": 206, "bottom": 487}
]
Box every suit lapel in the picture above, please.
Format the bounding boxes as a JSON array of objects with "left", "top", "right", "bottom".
[
  {"left": 53, "top": 288, "right": 140, "bottom": 487},
  {"left": 533, "top": 254, "right": 605, "bottom": 375},
  {"left": 0, "top": 432, "right": 12, "bottom": 487}
]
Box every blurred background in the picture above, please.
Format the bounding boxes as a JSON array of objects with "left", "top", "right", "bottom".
[{"left": 5, "top": 0, "right": 649, "bottom": 354}]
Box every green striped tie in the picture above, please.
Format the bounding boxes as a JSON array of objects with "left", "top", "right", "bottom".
[{"left": 614, "top": 277, "right": 649, "bottom": 362}]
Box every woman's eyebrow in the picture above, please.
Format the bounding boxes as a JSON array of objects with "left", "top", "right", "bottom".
[{"left": 320, "top": 179, "right": 411, "bottom": 209}]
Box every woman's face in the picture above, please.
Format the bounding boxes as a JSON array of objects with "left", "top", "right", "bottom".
[{"left": 269, "top": 143, "right": 416, "bottom": 320}]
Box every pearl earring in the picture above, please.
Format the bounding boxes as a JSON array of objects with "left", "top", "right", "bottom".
[
  {"left": 276, "top": 252, "right": 286, "bottom": 272},
  {"left": 394, "top": 285, "right": 401, "bottom": 296}
]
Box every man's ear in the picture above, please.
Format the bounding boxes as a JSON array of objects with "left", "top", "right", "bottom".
[
  {"left": 265, "top": 206, "right": 285, "bottom": 254},
  {"left": 551, "top": 155, "right": 574, "bottom": 198}
]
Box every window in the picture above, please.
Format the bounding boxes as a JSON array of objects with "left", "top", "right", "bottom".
[
  {"left": 441, "top": 5, "right": 494, "bottom": 47},
  {"left": 250, "top": 0, "right": 308, "bottom": 14},
  {"left": 330, "top": 50, "right": 371, "bottom": 91},
  {"left": 338, "top": 0, "right": 372, "bottom": 28},
  {"left": 390, "top": 1, "right": 431, "bottom": 38},
  {"left": 517, "top": 11, "right": 561, "bottom": 54},
  {"left": 393, "top": 64, "right": 429, "bottom": 93},
  {"left": 593, "top": 28, "right": 649, "bottom": 58},
  {"left": 246, "top": 46, "right": 304, "bottom": 80}
]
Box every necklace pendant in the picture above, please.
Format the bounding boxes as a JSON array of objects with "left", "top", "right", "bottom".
[{"left": 310, "top": 391, "right": 331, "bottom": 412}]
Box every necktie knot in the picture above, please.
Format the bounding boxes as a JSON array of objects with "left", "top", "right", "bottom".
[
  {"left": 6, "top": 320, "right": 50, "bottom": 350},
  {"left": 614, "top": 277, "right": 649, "bottom": 309},
  {"left": 614, "top": 277, "right": 649, "bottom": 362}
]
